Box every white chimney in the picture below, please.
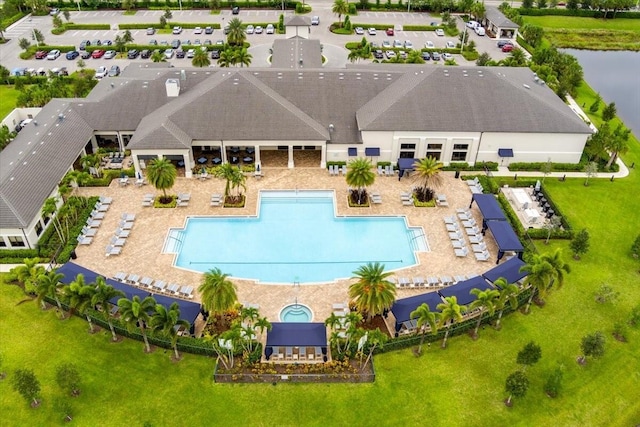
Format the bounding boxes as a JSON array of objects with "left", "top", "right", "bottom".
[{"left": 165, "top": 78, "right": 180, "bottom": 97}]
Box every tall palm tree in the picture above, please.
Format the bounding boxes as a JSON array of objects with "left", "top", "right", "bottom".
[
  {"left": 35, "top": 270, "right": 64, "bottom": 311},
  {"left": 345, "top": 157, "right": 375, "bottom": 205},
  {"left": 233, "top": 48, "right": 252, "bottom": 67},
  {"left": 332, "top": 0, "right": 349, "bottom": 27},
  {"left": 214, "top": 163, "right": 246, "bottom": 203},
  {"left": 218, "top": 48, "right": 234, "bottom": 67},
  {"left": 192, "top": 48, "right": 210, "bottom": 67},
  {"left": 410, "top": 303, "right": 439, "bottom": 355},
  {"left": 151, "top": 50, "right": 166, "bottom": 62},
  {"left": 469, "top": 288, "right": 500, "bottom": 339},
  {"left": 91, "top": 276, "right": 125, "bottom": 342},
  {"left": 150, "top": 302, "right": 190, "bottom": 360},
  {"left": 493, "top": 277, "right": 520, "bottom": 330},
  {"left": 146, "top": 157, "right": 177, "bottom": 202},
  {"left": 9, "top": 258, "right": 45, "bottom": 295},
  {"left": 62, "top": 274, "right": 96, "bottom": 332},
  {"left": 541, "top": 248, "right": 571, "bottom": 291},
  {"left": 228, "top": 166, "right": 247, "bottom": 203},
  {"left": 118, "top": 295, "right": 157, "bottom": 353},
  {"left": 520, "top": 254, "right": 555, "bottom": 313},
  {"left": 361, "top": 328, "right": 387, "bottom": 370},
  {"left": 406, "top": 50, "right": 425, "bottom": 64},
  {"left": 254, "top": 317, "right": 272, "bottom": 344},
  {"left": 349, "top": 262, "right": 396, "bottom": 321},
  {"left": 227, "top": 18, "right": 246, "bottom": 46},
  {"left": 198, "top": 268, "right": 238, "bottom": 318},
  {"left": 412, "top": 156, "right": 444, "bottom": 202},
  {"left": 437, "top": 296, "right": 466, "bottom": 348},
  {"left": 42, "top": 197, "right": 64, "bottom": 242}
]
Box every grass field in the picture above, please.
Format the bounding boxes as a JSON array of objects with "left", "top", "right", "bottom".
[
  {"left": 523, "top": 16, "right": 640, "bottom": 32},
  {"left": 0, "top": 86, "right": 19, "bottom": 120}
]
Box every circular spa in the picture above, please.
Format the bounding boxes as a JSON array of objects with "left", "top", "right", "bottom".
[{"left": 279, "top": 304, "right": 313, "bottom": 322}]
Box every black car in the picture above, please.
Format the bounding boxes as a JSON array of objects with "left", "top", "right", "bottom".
[
  {"left": 373, "top": 50, "right": 384, "bottom": 59},
  {"left": 127, "top": 49, "right": 139, "bottom": 59},
  {"left": 175, "top": 49, "right": 186, "bottom": 58},
  {"left": 140, "top": 49, "right": 151, "bottom": 59},
  {"left": 210, "top": 50, "right": 220, "bottom": 59},
  {"left": 205, "top": 26, "right": 213, "bottom": 34},
  {"left": 232, "top": 6, "right": 240, "bottom": 14},
  {"left": 171, "top": 39, "right": 181, "bottom": 49},
  {"left": 420, "top": 51, "right": 431, "bottom": 60}
]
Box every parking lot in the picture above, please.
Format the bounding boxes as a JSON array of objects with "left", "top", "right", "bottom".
[{"left": 1, "top": 9, "right": 514, "bottom": 74}]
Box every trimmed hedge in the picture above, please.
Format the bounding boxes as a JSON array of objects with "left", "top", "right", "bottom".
[
  {"left": 402, "top": 25, "right": 444, "bottom": 31},
  {"left": 1, "top": 12, "right": 27, "bottom": 31},
  {"left": 118, "top": 22, "right": 222, "bottom": 30},
  {"left": 508, "top": 161, "right": 619, "bottom": 173},
  {"left": 83, "top": 169, "right": 135, "bottom": 187},
  {"left": 443, "top": 162, "right": 499, "bottom": 172}
]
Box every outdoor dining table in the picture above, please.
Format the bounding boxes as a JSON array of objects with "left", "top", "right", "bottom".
[
  {"left": 119, "top": 177, "right": 129, "bottom": 186},
  {"left": 243, "top": 156, "right": 254, "bottom": 163},
  {"left": 524, "top": 208, "right": 540, "bottom": 223},
  {"left": 197, "top": 157, "right": 207, "bottom": 164},
  {"left": 230, "top": 146, "right": 240, "bottom": 154},
  {"left": 246, "top": 147, "right": 255, "bottom": 154},
  {"left": 212, "top": 157, "right": 222, "bottom": 164}
]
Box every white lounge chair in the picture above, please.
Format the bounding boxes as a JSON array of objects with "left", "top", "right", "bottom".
[
  {"left": 341, "top": 165, "right": 347, "bottom": 175},
  {"left": 449, "top": 231, "right": 464, "bottom": 240},
  {"left": 118, "top": 221, "right": 134, "bottom": 230},
  {"left": 81, "top": 227, "right": 97, "bottom": 237},
  {"left": 385, "top": 165, "right": 393, "bottom": 176},
  {"left": 444, "top": 216, "right": 456, "bottom": 224},
  {"left": 177, "top": 193, "right": 191, "bottom": 202},
  {"left": 114, "top": 228, "right": 130, "bottom": 238},
  {"left": 475, "top": 251, "right": 491, "bottom": 261},
  {"left": 452, "top": 239, "right": 465, "bottom": 249},
  {"left": 86, "top": 219, "right": 102, "bottom": 228},
  {"left": 446, "top": 223, "right": 459, "bottom": 232},
  {"left": 462, "top": 219, "right": 477, "bottom": 228},
  {"left": 402, "top": 200, "right": 413, "bottom": 206},
  {"left": 177, "top": 200, "right": 189, "bottom": 207},
  {"left": 105, "top": 245, "right": 121, "bottom": 257},
  {"left": 466, "top": 177, "right": 480, "bottom": 187},
  {"left": 121, "top": 213, "right": 136, "bottom": 222},
  {"left": 472, "top": 243, "right": 487, "bottom": 253},
  {"left": 77, "top": 236, "right": 93, "bottom": 245},
  {"left": 99, "top": 196, "right": 112, "bottom": 205},
  {"left": 110, "top": 237, "right": 126, "bottom": 247},
  {"left": 469, "top": 234, "right": 484, "bottom": 244},
  {"left": 455, "top": 247, "right": 469, "bottom": 257}
]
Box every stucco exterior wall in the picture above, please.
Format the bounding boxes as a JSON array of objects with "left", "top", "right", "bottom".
[{"left": 477, "top": 132, "right": 589, "bottom": 165}]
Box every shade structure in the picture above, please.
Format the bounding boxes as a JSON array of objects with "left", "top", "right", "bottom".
[
  {"left": 152, "top": 294, "right": 202, "bottom": 326},
  {"left": 57, "top": 262, "right": 149, "bottom": 303},
  {"left": 498, "top": 148, "right": 514, "bottom": 157},
  {"left": 438, "top": 275, "right": 493, "bottom": 306},
  {"left": 397, "top": 157, "right": 417, "bottom": 179},
  {"left": 348, "top": 147, "right": 357, "bottom": 156},
  {"left": 364, "top": 147, "right": 380, "bottom": 156},
  {"left": 484, "top": 221, "right": 525, "bottom": 263},
  {"left": 266, "top": 323, "right": 327, "bottom": 347},
  {"left": 482, "top": 256, "right": 528, "bottom": 285},
  {"left": 390, "top": 292, "right": 443, "bottom": 333},
  {"left": 470, "top": 193, "right": 507, "bottom": 222}
]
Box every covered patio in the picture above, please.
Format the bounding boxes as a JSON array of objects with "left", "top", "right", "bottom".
[
  {"left": 438, "top": 275, "right": 494, "bottom": 306},
  {"left": 390, "top": 292, "right": 443, "bottom": 336},
  {"left": 482, "top": 256, "right": 528, "bottom": 285},
  {"left": 484, "top": 221, "right": 525, "bottom": 263},
  {"left": 264, "top": 323, "right": 328, "bottom": 363}
]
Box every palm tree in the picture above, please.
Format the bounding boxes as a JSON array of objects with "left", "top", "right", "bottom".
[
  {"left": 9, "top": 258, "right": 45, "bottom": 295},
  {"left": 348, "top": 49, "right": 361, "bottom": 63},
  {"left": 118, "top": 296, "right": 157, "bottom": 353},
  {"left": 469, "top": 288, "right": 500, "bottom": 339},
  {"left": 520, "top": 254, "right": 555, "bottom": 313},
  {"left": 91, "top": 276, "right": 125, "bottom": 342},
  {"left": 228, "top": 166, "right": 247, "bottom": 203},
  {"left": 227, "top": 18, "right": 246, "bottom": 46},
  {"left": 233, "top": 48, "right": 252, "bottom": 67},
  {"left": 410, "top": 303, "right": 439, "bottom": 355},
  {"left": 146, "top": 157, "right": 177, "bottom": 203},
  {"left": 493, "top": 277, "right": 519, "bottom": 330},
  {"left": 192, "top": 48, "right": 210, "bottom": 67},
  {"left": 42, "top": 197, "right": 64, "bottom": 243},
  {"left": 406, "top": 50, "right": 425, "bottom": 64},
  {"left": 198, "top": 268, "right": 238, "bottom": 318},
  {"left": 218, "top": 48, "right": 234, "bottom": 67},
  {"left": 361, "top": 328, "right": 387, "bottom": 370},
  {"left": 412, "top": 156, "right": 444, "bottom": 202},
  {"left": 35, "top": 270, "right": 64, "bottom": 311},
  {"left": 345, "top": 157, "right": 375, "bottom": 205},
  {"left": 254, "top": 317, "right": 272, "bottom": 344},
  {"left": 436, "top": 296, "right": 466, "bottom": 348},
  {"left": 332, "top": 0, "right": 349, "bottom": 27},
  {"left": 151, "top": 50, "right": 166, "bottom": 62},
  {"left": 62, "top": 274, "right": 96, "bottom": 332},
  {"left": 349, "top": 262, "right": 396, "bottom": 321},
  {"left": 214, "top": 163, "right": 246, "bottom": 204},
  {"left": 150, "top": 303, "right": 190, "bottom": 360},
  {"left": 541, "top": 248, "right": 571, "bottom": 291}
]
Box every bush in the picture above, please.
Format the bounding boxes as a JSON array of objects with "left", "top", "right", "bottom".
[
  {"left": 543, "top": 365, "right": 564, "bottom": 398},
  {"left": 402, "top": 25, "right": 444, "bottom": 31}
]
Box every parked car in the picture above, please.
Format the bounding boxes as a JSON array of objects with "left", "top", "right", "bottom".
[
  {"left": 502, "top": 44, "right": 515, "bottom": 52},
  {"left": 442, "top": 52, "right": 453, "bottom": 60},
  {"left": 181, "top": 39, "right": 191, "bottom": 46},
  {"left": 146, "top": 28, "right": 155, "bottom": 35},
  {"left": 385, "top": 50, "right": 396, "bottom": 59},
  {"left": 210, "top": 50, "right": 220, "bottom": 59},
  {"left": 497, "top": 40, "right": 514, "bottom": 48},
  {"left": 425, "top": 41, "right": 435, "bottom": 48},
  {"left": 266, "top": 24, "right": 275, "bottom": 34},
  {"left": 186, "top": 48, "right": 196, "bottom": 58},
  {"left": 373, "top": 50, "right": 384, "bottom": 59},
  {"left": 47, "top": 49, "right": 61, "bottom": 60},
  {"left": 35, "top": 50, "right": 48, "bottom": 59},
  {"left": 216, "top": 39, "right": 224, "bottom": 46},
  {"left": 66, "top": 50, "right": 79, "bottom": 60},
  {"left": 204, "top": 39, "right": 212, "bottom": 46},
  {"left": 393, "top": 40, "right": 403, "bottom": 48},
  {"left": 205, "top": 26, "right": 213, "bottom": 34},
  {"left": 404, "top": 40, "right": 413, "bottom": 49},
  {"left": 194, "top": 27, "right": 203, "bottom": 34},
  {"left": 435, "top": 29, "right": 445, "bottom": 36},
  {"left": 49, "top": 8, "right": 60, "bottom": 15},
  {"left": 91, "top": 39, "right": 102, "bottom": 46},
  {"left": 80, "top": 51, "right": 91, "bottom": 59},
  {"left": 172, "top": 26, "right": 182, "bottom": 35},
  {"left": 399, "top": 51, "right": 408, "bottom": 59},
  {"left": 368, "top": 28, "right": 377, "bottom": 36},
  {"left": 232, "top": 6, "right": 240, "bottom": 14},
  {"left": 140, "top": 49, "right": 151, "bottom": 59},
  {"left": 91, "top": 49, "right": 106, "bottom": 59},
  {"left": 311, "top": 16, "right": 320, "bottom": 25},
  {"left": 160, "top": 40, "right": 169, "bottom": 46},
  {"left": 355, "top": 27, "right": 365, "bottom": 35},
  {"left": 255, "top": 26, "right": 263, "bottom": 34},
  {"left": 103, "top": 50, "right": 116, "bottom": 59},
  {"left": 193, "top": 39, "right": 201, "bottom": 45},
  {"left": 108, "top": 65, "right": 120, "bottom": 77},
  {"left": 246, "top": 24, "right": 255, "bottom": 34},
  {"left": 382, "top": 40, "right": 391, "bottom": 48},
  {"left": 149, "top": 39, "right": 158, "bottom": 45},
  {"left": 224, "top": 26, "right": 230, "bottom": 35},
  {"left": 79, "top": 40, "right": 91, "bottom": 50},
  {"left": 474, "top": 26, "right": 486, "bottom": 36},
  {"left": 446, "top": 41, "right": 455, "bottom": 49},
  {"left": 102, "top": 40, "right": 112, "bottom": 46},
  {"left": 421, "top": 51, "right": 431, "bottom": 60},
  {"left": 175, "top": 49, "right": 186, "bottom": 58},
  {"left": 10, "top": 67, "right": 27, "bottom": 76},
  {"left": 51, "top": 67, "right": 68, "bottom": 76},
  {"left": 95, "top": 66, "right": 108, "bottom": 79},
  {"left": 171, "top": 39, "right": 181, "bottom": 49},
  {"left": 386, "top": 28, "right": 394, "bottom": 36},
  {"left": 431, "top": 51, "right": 441, "bottom": 60},
  {"left": 466, "top": 20, "right": 479, "bottom": 29},
  {"left": 164, "top": 48, "right": 174, "bottom": 59}
]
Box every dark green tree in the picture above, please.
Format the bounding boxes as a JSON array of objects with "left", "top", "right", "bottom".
[
  {"left": 505, "top": 370, "right": 529, "bottom": 406},
  {"left": 543, "top": 364, "right": 564, "bottom": 397},
  {"left": 516, "top": 341, "right": 542, "bottom": 371},
  {"left": 579, "top": 331, "right": 605, "bottom": 364},
  {"left": 589, "top": 93, "right": 601, "bottom": 113},
  {"left": 602, "top": 102, "right": 616, "bottom": 121},
  {"left": 55, "top": 363, "right": 81, "bottom": 396},
  {"left": 631, "top": 234, "right": 640, "bottom": 260},
  {"left": 11, "top": 369, "right": 41, "bottom": 407},
  {"left": 569, "top": 228, "right": 590, "bottom": 260}
]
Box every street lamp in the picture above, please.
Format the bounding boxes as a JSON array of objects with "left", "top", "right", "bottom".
[
  {"left": 76, "top": 0, "right": 81, "bottom": 12},
  {"left": 460, "top": 24, "right": 467, "bottom": 54}
]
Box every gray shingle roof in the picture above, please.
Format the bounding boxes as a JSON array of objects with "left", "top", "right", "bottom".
[
  {"left": 271, "top": 38, "right": 323, "bottom": 69},
  {"left": 486, "top": 6, "right": 520, "bottom": 29},
  {"left": 285, "top": 15, "right": 311, "bottom": 26}
]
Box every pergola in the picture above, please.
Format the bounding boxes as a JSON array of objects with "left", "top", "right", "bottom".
[
  {"left": 390, "top": 292, "right": 443, "bottom": 336},
  {"left": 482, "top": 256, "right": 528, "bottom": 286},
  {"left": 484, "top": 221, "right": 525, "bottom": 264},
  {"left": 438, "top": 275, "right": 494, "bottom": 306},
  {"left": 264, "top": 323, "right": 328, "bottom": 362}
]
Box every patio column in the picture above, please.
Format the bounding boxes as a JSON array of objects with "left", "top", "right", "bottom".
[
  {"left": 90, "top": 135, "right": 99, "bottom": 154},
  {"left": 115, "top": 132, "right": 124, "bottom": 151},
  {"left": 183, "top": 152, "right": 193, "bottom": 178},
  {"left": 320, "top": 144, "right": 326, "bottom": 168},
  {"left": 132, "top": 153, "right": 141, "bottom": 177},
  {"left": 220, "top": 143, "right": 227, "bottom": 164},
  {"left": 288, "top": 145, "right": 294, "bottom": 168},
  {"left": 254, "top": 147, "right": 261, "bottom": 165}
]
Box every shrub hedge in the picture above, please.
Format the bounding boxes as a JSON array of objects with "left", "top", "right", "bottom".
[
  {"left": 518, "top": 8, "right": 640, "bottom": 19},
  {"left": 402, "top": 25, "right": 444, "bottom": 31},
  {"left": 118, "top": 22, "right": 222, "bottom": 30}
]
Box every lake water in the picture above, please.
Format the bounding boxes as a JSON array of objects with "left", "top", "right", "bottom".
[{"left": 563, "top": 49, "right": 640, "bottom": 139}]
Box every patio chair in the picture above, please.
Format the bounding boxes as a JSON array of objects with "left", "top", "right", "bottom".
[
  {"left": 445, "top": 223, "right": 459, "bottom": 232},
  {"left": 91, "top": 211, "right": 105, "bottom": 220},
  {"left": 121, "top": 213, "right": 136, "bottom": 222},
  {"left": 444, "top": 216, "right": 456, "bottom": 224},
  {"left": 466, "top": 177, "right": 480, "bottom": 187},
  {"left": 86, "top": 219, "right": 102, "bottom": 228},
  {"left": 452, "top": 239, "right": 465, "bottom": 249},
  {"left": 77, "top": 235, "right": 93, "bottom": 245},
  {"left": 377, "top": 165, "right": 384, "bottom": 176},
  {"left": 299, "top": 347, "right": 306, "bottom": 359},
  {"left": 110, "top": 237, "right": 126, "bottom": 247},
  {"left": 286, "top": 347, "right": 293, "bottom": 361},
  {"left": 385, "top": 165, "right": 392, "bottom": 176},
  {"left": 177, "top": 200, "right": 189, "bottom": 207},
  {"left": 82, "top": 227, "right": 97, "bottom": 237},
  {"left": 105, "top": 245, "right": 121, "bottom": 257},
  {"left": 468, "top": 235, "right": 484, "bottom": 244},
  {"left": 455, "top": 247, "right": 469, "bottom": 257},
  {"left": 475, "top": 251, "right": 490, "bottom": 261},
  {"left": 465, "top": 226, "right": 481, "bottom": 236},
  {"left": 96, "top": 203, "right": 109, "bottom": 212},
  {"left": 114, "top": 272, "right": 127, "bottom": 281},
  {"left": 472, "top": 243, "right": 487, "bottom": 253},
  {"left": 153, "top": 280, "right": 166, "bottom": 292},
  {"left": 402, "top": 200, "right": 413, "bottom": 206},
  {"left": 341, "top": 165, "right": 347, "bottom": 175},
  {"left": 178, "top": 193, "right": 191, "bottom": 202},
  {"left": 142, "top": 199, "right": 153, "bottom": 207},
  {"left": 449, "top": 231, "right": 464, "bottom": 240},
  {"left": 413, "top": 277, "right": 425, "bottom": 286},
  {"left": 139, "top": 277, "right": 154, "bottom": 288},
  {"left": 118, "top": 221, "right": 134, "bottom": 230},
  {"left": 114, "top": 228, "right": 131, "bottom": 238},
  {"left": 462, "top": 219, "right": 477, "bottom": 228}
]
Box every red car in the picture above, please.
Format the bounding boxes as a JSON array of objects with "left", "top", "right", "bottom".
[
  {"left": 35, "top": 50, "right": 48, "bottom": 59},
  {"left": 386, "top": 28, "right": 394, "bottom": 36},
  {"left": 91, "top": 49, "right": 106, "bottom": 59},
  {"left": 502, "top": 44, "right": 515, "bottom": 53}
]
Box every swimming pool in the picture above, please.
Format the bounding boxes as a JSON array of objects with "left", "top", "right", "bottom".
[{"left": 164, "top": 190, "right": 428, "bottom": 284}]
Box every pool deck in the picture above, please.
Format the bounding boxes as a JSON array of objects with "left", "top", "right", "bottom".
[{"left": 73, "top": 167, "right": 498, "bottom": 327}]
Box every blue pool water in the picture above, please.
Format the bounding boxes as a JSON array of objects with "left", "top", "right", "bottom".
[
  {"left": 280, "top": 304, "right": 313, "bottom": 322},
  {"left": 166, "top": 190, "right": 427, "bottom": 283}
]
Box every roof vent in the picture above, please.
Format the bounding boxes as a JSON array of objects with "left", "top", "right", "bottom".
[
  {"left": 165, "top": 78, "right": 180, "bottom": 97},
  {"left": 33, "top": 120, "right": 38, "bottom": 126},
  {"left": 58, "top": 114, "right": 64, "bottom": 121},
  {"left": 329, "top": 124, "right": 334, "bottom": 132}
]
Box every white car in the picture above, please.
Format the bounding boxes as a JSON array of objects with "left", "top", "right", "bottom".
[
  {"left": 474, "top": 26, "right": 486, "bottom": 36},
  {"left": 172, "top": 26, "right": 182, "bottom": 35},
  {"left": 193, "top": 27, "right": 203, "bottom": 34},
  {"left": 47, "top": 50, "right": 61, "bottom": 60},
  {"left": 443, "top": 53, "right": 453, "bottom": 60},
  {"left": 393, "top": 40, "right": 403, "bottom": 48},
  {"left": 164, "top": 48, "right": 174, "bottom": 59},
  {"left": 266, "top": 24, "right": 274, "bottom": 34},
  {"left": 446, "top": 41, "right": 456, "bottom": 49},
  {"left": 95, "top": 66, "right": 108, "bottom": 79},
  {"left": 404, "top": 40, "right": 413, "bottom": 49},
  {"left": 435, "top": 29, "right": 445, "bottom": 36},
  {"left": 382, "top": 40, "right": 391, "bottom": 48},
  {"left": 425, "top": 41, "right": 435, "bottom": 48},
  {"left": 466, "top": 20, "right": 479, "bottom": 29},
  {"left": 355, "top": 27, "right": 365, "bottom": 35},
  {"left": 385, "top": 50, "right": 396, "bottom": 59},
  {"left": 368, "top": 28, "right": 377, "bottom": 36},
  {"left": 186, "top": 48, "right": 196, "bottom": 58},
  {"left": 103, "top": 50, "right": 116, "bottom": 59},
  {"left": 246, "top": 24, "right": 254, "bottom": 34},
  {"left": 255, "top": 26, "right": 263, "bottom": 34},
  {"left": 311, "top": 16, "right": 320, "bottom": 25}
]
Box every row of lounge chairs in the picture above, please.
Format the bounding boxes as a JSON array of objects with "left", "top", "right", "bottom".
[
  {"left": 377, "top": 165, "right": 395, "bottom": 176},
  {"left": 177, "top": 193, "right": 190, "bottom": 208},
  {"left": 466, "top": 177, "right": 484, "bottom": 194},
  {"left": 106, "top": 213, "right": 135, "bottom": 256},
  {"left": 113, "top": 272, "right": 195, "bottom": 299},
  {"left": 447, "top": 210, "right": 491, "bottom": 261},
  {"left": 78, "top": 198, "right": 112, "bottom": 245},
  {"left": 328, "top": 165, "right": 346, "bottom": 176},
  {"left": 393, "top": 275, "right": 474, "bottom": 289}
]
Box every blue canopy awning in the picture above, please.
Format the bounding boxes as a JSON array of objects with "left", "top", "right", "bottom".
[
  {"left": 485, "top": 221, "right": 525, "bottom": 263},
  {"left": 471, "top": 194, "right": 507, "bottom": 222},
  {"left": 364, "top": 147, "right": 380, "bottom": 156},
  {"left": 390, "top": 292, "right": 443, "bottom": 332},
  {"left": 348, "top": 147, "right": 357, "bottom": 156},
  {"left": 482, "top": 256, "right": 528, "bottom": 285},
  {"left": 438, "top": 276, "right": 493, "bottom": 306},
  {"left": 498, "top": 148, "right": 514, "bottom": 157},
  {"left": 152, "top": 294, "right": 202, "bottom": 326},
  {"left": 266, "top": 323, "right": 327, "bottom": 347}
]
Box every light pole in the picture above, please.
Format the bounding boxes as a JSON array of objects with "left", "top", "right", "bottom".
[
  {"left": 460, "top": 23, "right": 467, "bottom": 54},
  {"left": 76, "top": 0, "right": 81, "bottom": 12},
  {"left": 407, "top": 0, "right": 411, "bottom": 12},
  {"left": 32, "top": 29, "right": 39, "bottom": 47},
  {"left": 179, "top": 0, "right": 183, "bottom": 11}
]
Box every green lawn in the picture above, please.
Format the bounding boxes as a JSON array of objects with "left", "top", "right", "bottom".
[
  {"left": 523, "top": 15, "right": 640, "bottom": 32},
  {"left": 0, "top": 86, "right": 19, "bottom": 120}
]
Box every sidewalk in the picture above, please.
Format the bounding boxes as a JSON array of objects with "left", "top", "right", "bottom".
[{"left": 491, "top": 156, "right": 631, "bottom": 179}]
